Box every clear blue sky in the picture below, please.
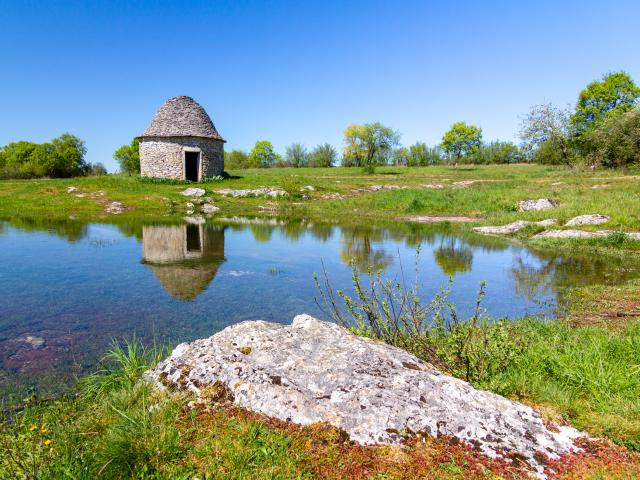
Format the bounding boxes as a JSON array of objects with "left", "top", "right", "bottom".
[{"left": 2, "top": 0, "right": 639, "bottom": 171}]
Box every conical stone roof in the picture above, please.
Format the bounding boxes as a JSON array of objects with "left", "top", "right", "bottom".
[{"left": 141, "top": 96, "right": 224, "bottom": 140}]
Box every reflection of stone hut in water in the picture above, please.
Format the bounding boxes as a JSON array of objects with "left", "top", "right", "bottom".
[
  {"left": 138, "top": 96, "right": 225, "bottom": 181},
  {"left": 142, "top": 225, "right": 225, "bottom": 301}
]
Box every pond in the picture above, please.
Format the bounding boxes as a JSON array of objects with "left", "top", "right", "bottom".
[{"left": 1, "top": 217, "right": 638, "bottom": 399}]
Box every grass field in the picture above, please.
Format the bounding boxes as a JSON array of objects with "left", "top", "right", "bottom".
[{"left": 1, "top": 165, "right": 639, "bottom": 238}]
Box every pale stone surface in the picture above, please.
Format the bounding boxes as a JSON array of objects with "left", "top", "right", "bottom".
[
  {"left": 452, "top": 180, "right": 475, "bottom": 188},
  {"left": 66, "top": 186, "right": 77, "bottom": 193},
  {"left": 301, "top": 185, "right": 315, "bottom": 192},
  {"left": 518, "top": 199, "right": 557, "bottom": 212},
  {"left": 104, "top": 201, "right": 124, "bottom": 214},
  {"left": 401, "top": 215, "right": 478, "bottom": 223},
  {"left": 564, "top": 214, "right": 610, "bottom": 226},
  {"left": 146, "top": 315, "right": 582, "bottom": 476},
  {"left": 216, "top": 188, "right": 287, "bottom": 198},
  {"left": 533, "top": 229, "right": 613, "bottom": 239},
  {"left": 202, "top": 203, "right": 220, "bottom": 215},
  {"left": 140, "top": 137, "right": 224, "bottom": 180},
  {"left": 473, "top": 219, "right": 557, "bottom": 235},
  {"left": 180, "top": 188, "right": 206, "bottom": 197},
  {"left": 422, "top": 184, "right": 445, "bottom": 189}
]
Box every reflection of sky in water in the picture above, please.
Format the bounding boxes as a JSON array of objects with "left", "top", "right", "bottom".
[{"left": 0, "top": 219, "right": 637, "bottom": 397}]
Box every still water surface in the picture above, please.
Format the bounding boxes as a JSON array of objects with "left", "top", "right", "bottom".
[{"left": 1, "top": 217, "right": 637, "bottom": 398}]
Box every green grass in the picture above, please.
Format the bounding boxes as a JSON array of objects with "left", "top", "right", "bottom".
[{"left": 2, "top": 165, "right": 640, "bottom": 240}]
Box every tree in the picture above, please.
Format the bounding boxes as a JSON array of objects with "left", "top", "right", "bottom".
[
  {"left": 408, "top": 142, "right": 442, "bottom": 166},
  {"left": 518, "top": 103, "right": 571, "bottom": 163},
  {"left": 284, "top": 143, "right": 308, "bottom": 167},
  {"left": 308, "top": 143, "right": 336, "bottom": 167},
  {"left": 581, "top": 108, "right": 640, "bottom": 168},
  {"left": 474, "top": 141, "right": 522, "bottom": 164},
  {"left": 248, "top": 140, "right": 278, "bottom": 168},
  {"left": 342, "top": 122, "right": 400, "bottom": 168},
  {"left": 392, "top": 147, "right": 410, "bottom": 166},
  {"left": 571, "top": 71, "right": 640, "bottom": 136},
  {"left": 224, "top": 149, "right": 249, "bottom": 169},
  {"left": 0, "top": 134, "right": 87, "bottom": 179},
  {"left": 113, "top": 138, "right": 140, "bottom": 174},
  {"left": 440, "top": 122, "right": 482, "bottom": 161}
]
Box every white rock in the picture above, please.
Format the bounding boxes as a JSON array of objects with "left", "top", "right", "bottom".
[
  {"left": 564, "top": 214, "right": 610, "bottom": 226},
  {"left": 104, "top": 201, "right": 124, "bottom": 214},
  {"left": 473, "top": 219, "right": 557, "bottom": 235},
  {"left": 146, "top": 315, "right": 582, "bottom": 477},
  {"left": 180, "top": 188, "right": 206, "bottom": 197},
  {"left": 301, "top": 185, "right": 315, "bottom": 192},
  {"left": 518, "top": 199, "right": 557, "bottom": 212},
  {"left": 66, "top": 186, "right": 77, "bottom": 193},
  {"left": 202, "top": 203, "right": 220, "bottom": 214},
  {"left": 422, "top": 184, "right": 445, "bottom": 189},
  {"left": 186, "top": 202, "right": 195, "bottom": 209},
  {"left": 452, "top": 180, "right": 475, "bottom": 188},
  {"left": 216, "top": 188, "right": 287, "bottom": 198},
  {"left": 533, "top": 229, "right": 613, "bottom": 239}
]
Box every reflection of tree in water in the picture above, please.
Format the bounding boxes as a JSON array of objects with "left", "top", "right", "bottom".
[
  {"left": 340, "top": 227, "right": 393, "bottom": 272},
  {"left": 510, "top": 250, "right": 640, "bottom": 309},
  {"left": 5, "top": 217, "right": 88, "bottom": 242},
  {"left": 141, "top": 224, "right": 225, "bottom": 301},
  {"left": 249, "top": 224, "right": 273, "bottom": 243},
  {"left": 434, "top": 237, "right": 473, "bottom": 277}
]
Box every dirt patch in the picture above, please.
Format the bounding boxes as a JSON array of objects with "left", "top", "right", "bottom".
[{"left": 401, "top": 215, "right": 479, "bottom": 223}]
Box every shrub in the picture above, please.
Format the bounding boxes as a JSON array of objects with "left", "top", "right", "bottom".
[
  {"left": 581, "top": 108, "right": 640, "bottom": 168},
  {"left": 113, "top": 138, "right": 140, "bottom": 174}
]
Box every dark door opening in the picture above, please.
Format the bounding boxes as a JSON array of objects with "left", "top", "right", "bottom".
[
  {"left": 186, "top": 225, "right": 201, "bottom": 252},
  {"left": 185, "top": 151, "right": 199, "bottom": 181}
]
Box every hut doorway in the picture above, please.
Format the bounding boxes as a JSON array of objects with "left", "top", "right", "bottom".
[
  {"left": 186, "top": 225, "right": 202, "bottom": 252},
  {"left": 185, "top": 151, "right": 200, "bottom": 181}
]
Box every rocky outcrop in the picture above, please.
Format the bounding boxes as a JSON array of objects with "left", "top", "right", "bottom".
[
  {"left": 216, "top": 188, "right": 287, "bottom": 198},
  {"left": 146, "top": 315, "right": 582, "bottom": 477},
  {"left": 533, "top": 229, "right": 614, "bottom": 239},
  {"left": 180, "top": 187, "right": 206, "bottom": 197},
  {"left": 473, "top": 219, "right": 557, "bottom": 235},
  {"left": 564, "top": 214, "right": 609, "bottom": 226},
  {"left": 518, "top": 199, "right": 557, "bottom": 212}
]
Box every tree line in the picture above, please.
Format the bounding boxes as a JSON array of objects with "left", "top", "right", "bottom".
[{"left": 0, "top": 134, "right": 105, "bottom": 179}]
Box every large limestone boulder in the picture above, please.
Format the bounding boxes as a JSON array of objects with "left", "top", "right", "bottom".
[
  {"left": 564, "top": 214, "right": 609, "bottom": 226},
  {"left": 473, "top": 219, "right": 556, "bottom": 235},
  {"left": 146, "top": 315, "right": 582, "bottom": 476}
]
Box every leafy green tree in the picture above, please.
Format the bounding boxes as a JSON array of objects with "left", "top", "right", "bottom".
[
  {"left": 440, "top": 122, "right": 482, "bottom": 161},
  {"left": 581, "top": 108, "right": 640, "bottom": 168},
  {"left": 518, "top": 103, "right": 571, "bottom": 163},
  {"left": 284, "top": 143, "right": 308, "bottom": 167},
  {"left": 474, "top": 141, "right": 522, "bottom": 164},
  {"left": 248, "top": 140, "right": 278, "bottom": 168},
  {"left": 224, "top": 149, "right": 249, "bottom": 169},
  {"left": 87, "top": 162, "right": 108, "bottom": 176},
  {"left": 571, "top": 71, "right": 640, "bottom": 136},
  {"left": 342, "top": 122, "right": 400, "bottom": 168},
  {"left": 392, "top": 147, "right": 410, "bottom": 166},
  {"left": 408, "top": 142, "right": 442, "bottom": 166},
  {"left": 113, "top": 138, "right": 140, "bottom": 174},
  {"left": 308, "top": 143, "right": 336, "bottom": 167},
  {"left": 0, "top": 134, "right": 87, "bottom": 179}
]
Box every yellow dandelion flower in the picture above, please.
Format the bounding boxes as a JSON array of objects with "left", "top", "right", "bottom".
[
  {"left": 29, "top": 424, "right": 38, "bottom": 432},
  {"left": 44, "top": 439, "right": 53, "bottom": 446},
  {"left": 41, "top": 427, "right": 48, "bottom": 433}
]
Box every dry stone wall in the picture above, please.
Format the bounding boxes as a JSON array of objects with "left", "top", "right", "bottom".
[{"left": 140, "top": 136, "right": 224, "bottom": 180}]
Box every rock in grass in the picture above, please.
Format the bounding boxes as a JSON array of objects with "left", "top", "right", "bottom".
[
  {"left": 180, "top": 187, "right": 206, "bottom": 197},
  {"left": 202, "top": 203, "right": 220, "bottom": 215},
  {"left": 216, "top": 188, "right": 287, "bottom": 198},
  {"left": 533, "top": 229, "right": 614, "bottom": 239},
  {"left": 518, "top": 198, "right": 557, "bottom": 212},
  {"left": 146, "top": 314, "right": 582, "bottom": 477},
  {"left": 473, "top": 219, "right": 557, "bottom": 235},
  {"left": 564, "top": 214, "right": 610, "bottom": 226}
]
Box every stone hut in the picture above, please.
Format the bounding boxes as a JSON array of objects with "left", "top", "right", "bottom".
[
  {"left": 141, "top": 224, "right": 225, "bottom": 301},
  {"left": 138, "top": 96, "right": 225, "bottom": 181}
]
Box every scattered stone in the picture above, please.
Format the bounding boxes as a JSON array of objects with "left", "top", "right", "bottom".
[
  {"left": 104, "top": 201, "right": 124, "bottom": 214},
  {"left": 473, "top": 219, "right": 557, "bottom": 235},
  {"left": 564, "top": 214, "right": 610, "bottom": 227},
  {"left": 17, "top": 335, "right": 45, "bottom": 349},
  {"left": 147, "top": 315, "right": 582, "bottom": 477},
  {"left": 258, "top": 205, "right": 278, "bottom": 212},
  {"left": 184, "top": 216, "right": 206, "bottom": 225},
  {"left": 551, "top": 182, "right": 564, "bottom": 186},
  {"left": 533, "top": 229, "right": 614, "bottom": 239},
  {"left": 452, "top": 180, "right": 475, "bottom": 188},
  {"left": 180, "top": 187, "right": 206, "bottom": 197},
  {"left": 66, "top": 186, "right": 77, "bottom": 193},
  {"left": 422, "top": 184, "right": 445, "bottom": 189},
  {"left": 518, "top": 198, "right": 557, "bottom": 212},
  {"left": 591, "top": 184, "right": 609, "bottom": 189},
  {"left": 202, "top": 204, "right": 220, "bottom": 215},
  {"left": 216, "top": 188, "right": 287, "bottom": 198},
  {"left": 300, "top": 185, "right": 315, "bottom": 192},
  {"left": 401, "top": 215, "right": 478, "bottom": 223}
]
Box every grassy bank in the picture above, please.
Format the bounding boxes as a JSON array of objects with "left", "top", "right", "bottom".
[
  {"left": 3, "top": 300, "right": 640, "bottom": 478},
  {"left": 1, "top": 165, "right": 640, "bottom": 244}
]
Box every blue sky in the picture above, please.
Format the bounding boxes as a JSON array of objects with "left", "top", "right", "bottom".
[{"left": 2, "top": 0, "right": 639, "bottom": 171}]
